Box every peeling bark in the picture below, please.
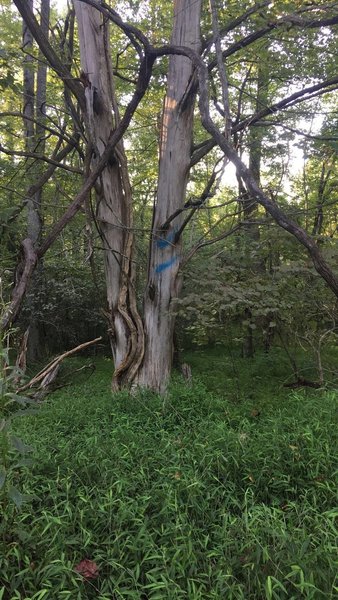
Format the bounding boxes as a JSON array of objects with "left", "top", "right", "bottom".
[
  {"left": 74, "top": 2, "right": 144, "bottom": 388},
  {"left": 137, "top": 0, "right": 202, "bottom": 392}
]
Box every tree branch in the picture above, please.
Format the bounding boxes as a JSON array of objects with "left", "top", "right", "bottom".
[
  {"left": 1, "top": 239, "right": 37, "bottom": 330},
  {"left": 190, "top": 75, "right": 338, "bottom": 166},
  {"left": 182, "top": 224, "right": 241, "bottom": 267},
  {"left": 0, "top": 111, "right": 76, "bottom": 146},
  {"left": 146, "top": 41, "right": 338, "bottom": 296},
  {"left": 208, "top": 11, "right": 338, "bottom": 71},
  {"left": 202, "top": 1, "right": 270, "bottom": 53},
  {"left": 13, "top": 0, "right": 86, "bottom": 110},
  {"left": 38, "top": 51, "right": 155, "bottom": 258},
  {"left": 234, "top": 76, "right": 338, "bottom": 133},
  {"left": 0, "top": 144, "right": 82, "bottom": 174},
  {"left": 194, "top": 50, "right": 338, "bottom": 296}
]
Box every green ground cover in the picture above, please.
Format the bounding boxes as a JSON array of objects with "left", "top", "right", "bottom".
[{"left": 1, "top": 350, "right": 337, "bottom": 599}]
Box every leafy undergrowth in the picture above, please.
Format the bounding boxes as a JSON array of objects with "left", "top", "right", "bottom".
[{"left": 1, "top": 352, "right": 337, "bottom": 599}]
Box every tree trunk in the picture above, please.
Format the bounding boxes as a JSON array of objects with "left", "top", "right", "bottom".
[
  {"left": 74, "top": 1, "right": 144, "bottom": 389},
  {"left": 22, "top": 0, "right": 39, "bottom": 362},
  {"left": 137, "top": 0, "right": 202, "bottom": 392},
  {"left": 238, "top": 60, "right": 268, "bottom": 357},
  {"left": 25, "top": 0, "right": 50, "bottom": 363}
]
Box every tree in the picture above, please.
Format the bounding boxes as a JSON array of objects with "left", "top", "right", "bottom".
[
  {"left": 22, "top": 0, "right": 50, "bottom": 362},
  {"left": 3, "top": 0, "right": 338, "bottom": 392}
]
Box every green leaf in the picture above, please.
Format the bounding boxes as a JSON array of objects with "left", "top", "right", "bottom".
[
  {"left": 5, "top": 392, "right": 34, "bottom": 406},
  {"left": 0, "top": 419, "right": 9, "bottom": 433},
  {"left": 10, "top": 435, "right": 33, "bottom": 455},
  {"left": 13, "top": 457, "right": 34, "bottom": 468},
  {"left": 0, "top": 465, "right": 6, "bottom": 490},
  {"left": 8, "top": 486, "right": 30, "bottom": 508},
  {"left": 265, "top": 575, "right": 272, "bottom": 600}
]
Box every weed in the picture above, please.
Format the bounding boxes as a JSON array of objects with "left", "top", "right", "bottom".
[{"left": 0, "top": 351, "right": 337, "bottom": 598}]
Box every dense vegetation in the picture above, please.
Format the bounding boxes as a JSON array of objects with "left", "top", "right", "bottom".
[
  {"left": 1, "top": 1, "right": 338, "bottom": 597},
  {"left": 1, "top": 349, "right": 337, "bottom": 599},
  {"left": 1, "top": 0, "right": 338, "bottom": 387}
]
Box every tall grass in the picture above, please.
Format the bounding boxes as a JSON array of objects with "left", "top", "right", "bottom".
[{"left": 1, "top": 351, "right": 337, "bottom": 599}]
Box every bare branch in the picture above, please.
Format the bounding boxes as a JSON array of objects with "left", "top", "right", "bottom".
[
  {"left": 38, "top": 52, "right": 155, "bottom": 258},
  {"left": 253, "top": 120, "right": 338, "bottom": 142},
  {"left": 16, "top": 336, "right": 102, "bottom": 393},
  {"left": 234, "top": 76, "right": 338, "bottom": 133},
  {"left": 0, "top": 111, "right": 76, "bottom": 146},
  {"left": 13, "top": 0, "right": 86, "bottom": 109},
  {"left": 190, "top": 75, "right": 338, "bottom": 166},
  {"left": 195, "top": 50, "right": 338, "bottom": 296},
  {"left": 202, "top": 1, "right": 270, "bottom": 53},
  {"left": 0, "top": 144, "right": 83, "bottom": 174},
  {"left": 182, "top": 224, "right": 241, "bottom": 267},
  {"left": 208, "top": 11, "right": 338, "bottom": 70}
]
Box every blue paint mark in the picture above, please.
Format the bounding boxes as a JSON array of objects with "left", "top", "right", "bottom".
[
  {"left": 157, "top": 229, "right": 176, "bottom": 248},
  {"left": 155, "top": 256, "right": 178, "bottom": 274}
]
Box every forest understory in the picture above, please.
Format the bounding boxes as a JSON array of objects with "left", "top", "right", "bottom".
[{"left": 0, "top": 346, "right": 337, "bottom": 600}]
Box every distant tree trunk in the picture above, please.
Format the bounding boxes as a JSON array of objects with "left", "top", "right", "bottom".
[
  {"left": 312, "top": 161, "right": 332, "bottom": 237},
  {"left": 237, "top": 60, "right": 268, "bottom": 357},
  {"left": 22, "top": 0, "right": 35, "bottom": 151},
  {"left": 137, "top": 0, "right": 202, "bottom": 392},
  {"left": 22, "top": 0, "right": 50, "bottom": 363},
  {"left": 74, "top": 1, "right": 144, "bottom": 389},
  {"left": 22, "top": 0, "right": 39, "bottom": 362}
]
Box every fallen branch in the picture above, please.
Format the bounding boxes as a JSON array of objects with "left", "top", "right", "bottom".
[
  {"left": 16, "top": 336, "right": 102, "bottom": 393},
  {"left": 284, "top": 378, "right": 321, "bottom": 389}
]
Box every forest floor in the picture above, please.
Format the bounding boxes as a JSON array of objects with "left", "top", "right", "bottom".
[{"left": 1, "top": 347, "right": 337, "bottom": 599}]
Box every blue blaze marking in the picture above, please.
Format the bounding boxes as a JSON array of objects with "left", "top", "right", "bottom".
[
  {"left": 155, "top": 256, "right": 177, "bottom": 273},
  {"left": 157, "top": 230, "right": 175, "bottom": 248}
]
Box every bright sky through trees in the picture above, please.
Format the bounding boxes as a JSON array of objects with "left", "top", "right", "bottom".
[{"left": 50, "top": 0, "right": 312, "bottom": 188}]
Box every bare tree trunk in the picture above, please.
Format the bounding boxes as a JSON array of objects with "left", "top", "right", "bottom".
[
  {"left": 22, "top": 0, "right": 35, "bottom": 151},
  {"left": 238, "top": 61, "right": 268, "bottom": 357},
  {"left": 22, "top": 0, "right": 38, "bottom": 362},
  {"left": 26, "top": 0, "right": 50, "bottom": 362},
  {"left": 312, "top": 161, "right": 332, "bottom": 236},
  {"left": 74, "top": 1, "right": 144, "bottom": 389},
  {"left": 137, "top": 0, "right": 202, "bottom": 392}
]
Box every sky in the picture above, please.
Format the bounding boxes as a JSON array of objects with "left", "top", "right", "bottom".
[
  {"left": 53, "top": 0, "right": 68, "bottom": 12},
  {"left": 53, "top": 0, "right": 67, "bottom": 8}
]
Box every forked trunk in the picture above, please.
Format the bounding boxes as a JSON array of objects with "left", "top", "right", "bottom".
[
  {"left": 75, "top": 0, "right": 201, "bottom": 392},
  {"left": 137, "top": 0, "right": 202, "bottom": 392}
]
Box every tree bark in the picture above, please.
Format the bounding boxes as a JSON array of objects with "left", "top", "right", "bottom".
[
  {"left": 74, "top": 1, "right": 144, "bottom": 389},
  {"left": 238, "top": 59, "right": 268, "bottom": 357},
  {"left": 25, "top": 0, "right": 50, "bottom": 363},
  {"left": 137, "top": 0, "right": 202, "bottom": 392}
]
